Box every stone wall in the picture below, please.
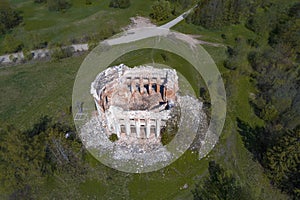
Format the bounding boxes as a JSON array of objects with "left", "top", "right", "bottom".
[{"left": 91, "top": 64, "right": 179, "bottom": 139}]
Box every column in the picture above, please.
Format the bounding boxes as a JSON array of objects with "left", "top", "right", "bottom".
[
  {"left": 156, "top": 78, "right": 161, "bottom": 93},
  {"left": 125, "top": 118, "right": 131, "bottom": 136},
  {"left": 149, "top": 78, "right": 152, "bottom": 95},
  {"left": 115, "top": 121, "right": 121, "bottom": 138},
  {"left": 131, "top": 80, "right": 135, "bottom": 93},
  {"left": 146, "top": 119, "right": 151, "bottom": 138},
  {"left": 140, "top": 78, "right": 144, "bottom": 94},
  {"left": 156, "top": 119, "right": 161, "bottom": 137},
  {"left": 95, "top": 99, "right": 103, "bottom": 113},
  {"left": 136, "top": 119, "right": 140, "bottom": 138}
]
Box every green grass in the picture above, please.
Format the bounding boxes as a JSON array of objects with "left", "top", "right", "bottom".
[
  {"left": 0, "top": 55, "right": 85, "bottom": 129},
  {"left": 128, "top": 151, "right": 208, "bottom": 200},
  {"left": 79, "top": 179, "right": 107, "bottom": 197},
  {"left": 0, "top": 14, "right": 289, "bottom": 198},
  {"left": 172, "top": 21, "right": 258, "bottom": 47},
  {"left": 0, "top": 45, "right": 287, "bottom": 199},
  {"left": 0, "top": 0, "right": 156, "bottom": 53},
  {"left": 201, "top": 46, "right": 285, "bottom": 199}
]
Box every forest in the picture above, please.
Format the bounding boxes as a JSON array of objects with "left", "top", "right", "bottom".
[{"left": 188, "top": 0, "right": 299, "bottom": 198}]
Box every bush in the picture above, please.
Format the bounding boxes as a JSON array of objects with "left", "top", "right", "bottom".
[
  {"left": 160, "top": 104, "right": 180, "bottom": 145},
  {"left": 88, "top": 41, "right": 98, "bottom": 51},
  {"left": 0, "top": 1, "right": 23, "bottom": 34},
  {"left": 47, "top": 0, "right": 71, "bottom": 12},
  {"left": 34, "top": 0, "right": 46, "bottom": 3},
  {"left": 51, "top": 46, "right": 74, "bottom": 61},
  {"left": 27, "top": 33, "right": 48, "bottom": 49},
  {"left": 109, "top": 0, "right": 130, "bottom": 9},
  {"left": 109, "top": 134, "right": 118, "bottom": 142},
  {"left": 85, "top": 0, "right": 92, "bottom": 5},
  {"left": 9, "top": 55, "right": 18, "bottom": 63},
  {"left": 3, "top": 34, "right": 24, "bottom": 53},
  {"left": 224, "top": 57, "right": 238, "bottom": 70},
  {"left": 23, "top": 49, "right": 34, "bottom": 61},
  {"left": 150, "top": 0, "right": 172, "bottom": 21}
]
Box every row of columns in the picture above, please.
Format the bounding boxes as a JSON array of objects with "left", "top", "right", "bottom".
[
  {"left": 130, "top": 77, "right": 163, "bottom": 93},
  {"left": 115, "top": 118, "right": 161, "bottom": 138},
  {"left": 130, "top": 79, "right": 167, "bottom": 101}
]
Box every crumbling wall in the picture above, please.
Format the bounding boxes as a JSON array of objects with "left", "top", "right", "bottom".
[{"left": 91, "top": 64, "right": 179, "bottom": 139}]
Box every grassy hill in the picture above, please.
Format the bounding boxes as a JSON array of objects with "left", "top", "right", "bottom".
[{"left": 0, "top": 0, "right": 297, "bottom": 199}]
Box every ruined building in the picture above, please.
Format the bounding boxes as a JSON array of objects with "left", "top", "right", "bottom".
[{"left": 91, "top": 64, "right": 179, "bottom": 139}]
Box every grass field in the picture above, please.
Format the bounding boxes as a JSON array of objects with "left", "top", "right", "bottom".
[
  {"left": 173, "top": 21, "right": 258, "bottom": 47},
  {"left": 0, "top": 0, "right": 156, "bottom": 54},
  {"left": 0, "top": 40, "right": 287, "bottom": 198},
  {"left": 0, "top": 55, "right": 84, "bottom": 129},
  {"left": 0, "top": 3, "right": 290, "bottom": 197}
]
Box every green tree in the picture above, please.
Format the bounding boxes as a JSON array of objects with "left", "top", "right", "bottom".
[
  {"left": 169, "top": 0, "right": 195, "bottom": 15},
  {"left": 0, "top": 117, "right": 84, "bottom": 198},
  {"left": 23, "top": 48, "right": 34, "bottom": 61},
  {"left": 0, "top": 125, "right": 46, "bottom": 197},
  {"left": 109, "top": 0, "right": 130, "bottom": 9},
  {"left": 50, "top": 45, "right": 74, "bottom": 61},
  {"left": 224, "top": 37, "right": 249, "bottom": 70},
  {"left": 189, "top": 0, "right": 251, "bottom": 29},
  {"left": 109, "top": 134, "right": 119, "bottom": 142},
  {"left": 265, "top": 128, "right": 300, "bottom": 198},
  {"left": 2, "top": 34, "right": 24, "bottom": 53},
  {"left": 47, "top": 0, "right": 71, "bottom": 11},
  {"left": 34, "top": 0, "right": 47, "bottom": 3},
  {"left": 150, "top": 0, "right": 172, "bottom": 21},
  {"left": 192, "top": 161, "right": 248, "bottom": 200},
  {"left": 0, "top": 0, "right": 23, "bottom": 34}
]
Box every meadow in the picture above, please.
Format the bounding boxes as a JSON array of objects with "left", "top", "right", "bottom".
[
  {"left": 0, "top": 39, "right": 286, "bottom": 199},
  {"left": 0, "top": 0, "right": 156, "bottom": 54}
]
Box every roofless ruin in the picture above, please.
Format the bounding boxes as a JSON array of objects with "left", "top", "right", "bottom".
[{"left": 91, "top": 64, "right": 179, "bottom": 140}]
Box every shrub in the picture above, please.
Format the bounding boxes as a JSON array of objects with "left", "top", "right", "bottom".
[
  {"left": 3, "top": 34, "right": 24, "bottom": 53},
  {"left": 109, "top": 0, "right": 130, "bottom": 9},
  {"left": 34, "top": 0, "right": 46, "bottom": 3},
  {"left": 109, "top": 134, "right": 118, "bottom": 142},
  {"left": 47, "top": 0, "right": 71, "bottom": 12},
  {"left": 0, "top": 1, "right": 23, "bottom": 34},
  {"left": 85, "top": 0, "right": 92, "bottom": 5},
  {"left": 51, "top": 46, "right": 74, "bottom": 61},
  {"left": 150, "top": 0, "right": 172, "bottom": 21},
  {"left": 23, "top": 49, "right": 34, "bottom": 61},
  {"left": 9, "top": 55, "right": 17, "bottom": 63}
]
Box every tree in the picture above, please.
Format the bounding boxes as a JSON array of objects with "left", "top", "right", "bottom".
[
  {"left": 0, "top": 0, "right": 23, "bottom": 34},
  {"left": 150, "top": 0, "right": 172, "bottom": 21},
  {"left": 224, "top": 37, "right": 249, "bottom": 70},
  {"left": 34, "top": 0, "right": 47, "bottom": 3},
  {"left": 265, "top": 127, "right": 300, "bottom": 198},
  {"left": 0, "top": 117, "right": 84, "bottom": 198},
  {"left": 192, "top": 161, "right": 249, "bottom": 200},
  {"left": 169, "top": 0, "right": 195, "bottom": 15},
  {"left": 2, "top": 34, "right": 24, "bottom": 53},
  {"left": 50, "top": 45, "right": 74, "bottom": 61},
  {"left": 0, "top": 125, "right": 46, "bottom": 197},
  {"left": 47, "top": 0, "right": 71, "bottom": 12},
  {"left": 109, "top": 0, "right": 131, "bottom": 9},
  {"left": 189, "top": 0, "right": 251, "bottom": 29}
]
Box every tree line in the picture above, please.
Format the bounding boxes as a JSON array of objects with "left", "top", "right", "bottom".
[
  {"left": 0, "top": 116, "right": 87, "bottom": 199},
  {"left": 192, "top": 161, "right": 250, "bottom": 200},
  {"left": 187, "top": 0, "right": 299, "bottom": 198}
]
